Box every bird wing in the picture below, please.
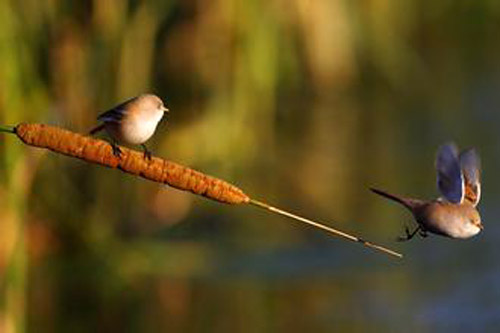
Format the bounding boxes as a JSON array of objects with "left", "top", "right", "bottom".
[
  {"left": 97, "top": 106, "right": 127, "bottom": 123},
  {"left": 459, "top": 148, "right": 481, "bottom": 206},
  {"left": 435, "top": 143, "right": 464, "bottom": 204}
]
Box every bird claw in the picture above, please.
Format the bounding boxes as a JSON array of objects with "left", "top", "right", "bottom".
[
  {"left": 111, "top": 143, "right": 122, "bottom": 158},
  {"left": 397, "top": 226, "right": 420, "bottom": 242},
  {"left": 141, "top": 144, "right": 152, "bottom": 161}
]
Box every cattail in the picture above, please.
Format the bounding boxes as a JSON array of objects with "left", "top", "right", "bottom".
[
  {"left": 1, "top": 123, "right": 402, "bottom": 258},
  {"left": 14, "top": 123, "right": 248, "bottom": 204}
]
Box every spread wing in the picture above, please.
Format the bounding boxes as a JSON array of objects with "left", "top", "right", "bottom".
[
  {"left": 436, "top": 143, "right": 464, "bottom": 204},
  {"left": 459, "top": 148, "right": 481, "bottom": 206}
]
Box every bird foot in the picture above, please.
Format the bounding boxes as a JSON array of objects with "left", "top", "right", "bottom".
[
  {"left": 419, "top": 229, "right": 428, "bottom": 238},
  {"left": 111, "top": 143, "right": 122, "bottom": 158},
  {"left": 397, "top": 226, "right": 420, "bottom": 242},
  {"left": 141, "top": 144, "right": 152, "bottom": 161}
]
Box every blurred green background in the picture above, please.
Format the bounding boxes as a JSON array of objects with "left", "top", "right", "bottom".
[{"left": 1, "top": 0, "right": 500, "bottom": 332}]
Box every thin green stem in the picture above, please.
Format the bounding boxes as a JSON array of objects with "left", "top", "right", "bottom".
[{"left": 0, "top": 125, "right": 16, "bottom": 133}]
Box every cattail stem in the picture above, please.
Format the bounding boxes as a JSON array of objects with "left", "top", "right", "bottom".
[
  {"left": 249, "top": 199, "right": 403, "bottom": 258},
  {"left": 0, "top": 125, "right": 15, "bottom": 133},
  {"left": 2, "top": 123, "right": 403, "bottom": 259}
]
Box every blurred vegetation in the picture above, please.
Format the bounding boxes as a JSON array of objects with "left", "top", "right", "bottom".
[{"left": 1, "top": 0, "right": 500, "bottom": 332}]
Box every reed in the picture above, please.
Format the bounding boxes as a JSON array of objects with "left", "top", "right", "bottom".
[{"left": 2, "top": 123, "right": 402, "bottom": 258}]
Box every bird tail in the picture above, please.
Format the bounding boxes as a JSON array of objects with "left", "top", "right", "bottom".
[
  {"left": 89, "top": 124, "right": 105, "bottom": 135},
  {"left": 370, "top": 187, "right": 422, "bottom": 210}
]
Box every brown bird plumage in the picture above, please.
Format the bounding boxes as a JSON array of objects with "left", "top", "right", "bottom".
[
  {"left": 371, "top": 143, "right": 483, "bottom": 241},
  {"left": 89, "top": 93, "right": 168, "bottom": 160}
]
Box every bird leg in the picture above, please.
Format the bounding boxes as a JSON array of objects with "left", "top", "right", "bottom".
[
  {"left": 397, "top": 225, "right": 421, "bottom": 242},
  {"left": 110, "top": 141, "right": 122, "bottom": 158},
  {"left": 141, "top": 144, "right": 152, "bottom": 161}
]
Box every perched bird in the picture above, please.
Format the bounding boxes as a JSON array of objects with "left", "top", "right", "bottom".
[
  {"left": 89, "top": 93, "right": 168, "bottom": 160},
  {"left": 371, "top": 143, "right": 483, "bottom": 241}
]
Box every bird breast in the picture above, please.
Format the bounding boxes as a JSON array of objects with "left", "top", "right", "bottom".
[
  {"left": 105, "top": 111, "right": 162, "bottom": 145},
  {"left": 419, "top": 202, "right": 481, "bottom": 239}
]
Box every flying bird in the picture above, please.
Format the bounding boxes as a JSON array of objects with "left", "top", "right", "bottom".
[{"left": 371, "top": 143, "right": 482, "bottom": 241}]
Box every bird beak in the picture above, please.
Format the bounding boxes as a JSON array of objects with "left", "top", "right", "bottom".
[
  {"left": 163, "top": 107, "right": 169, "bottom": 113},
  {"left": 478, "top": 223, "right": 484, "bottom": 230}
]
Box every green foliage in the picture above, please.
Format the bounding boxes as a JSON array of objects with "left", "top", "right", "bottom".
[{"left": 1, "top": 0, "right": 499, "bottom": 331}]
